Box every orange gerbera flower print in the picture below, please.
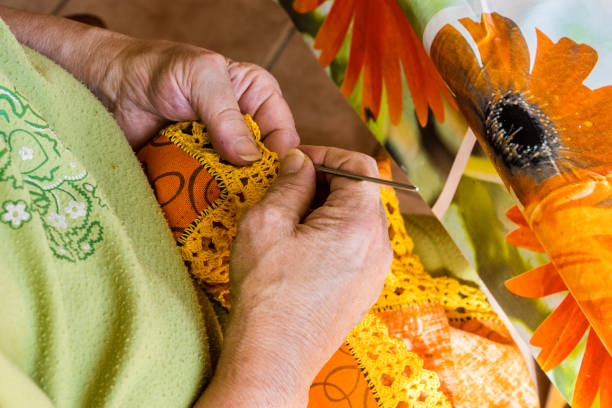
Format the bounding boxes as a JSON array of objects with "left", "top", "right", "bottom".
[
  {"left": 431, "top": 13, "right": 612, "bottom": 408},
  {"left": 293, "top": 0, "right": 455, "bottom": 126},
  {"left": 430, "top": 13, "right": 612, "bottom": 200}
]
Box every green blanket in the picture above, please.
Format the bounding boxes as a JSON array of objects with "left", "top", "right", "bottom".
[{"left": 0, "top": 19, "right": 218, "bottom": 407}]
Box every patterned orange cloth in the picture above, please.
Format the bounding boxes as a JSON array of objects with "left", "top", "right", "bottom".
[
  {"left": 138, "top": 117, "right": 539, "bottom": 407},
  {"left": 137, "top": 131, "right": 221, "bottom": 240}
]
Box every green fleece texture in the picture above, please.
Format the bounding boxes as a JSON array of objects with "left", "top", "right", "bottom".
[{"left": 0, "top": 19, "right": 217, "bottom": 407}]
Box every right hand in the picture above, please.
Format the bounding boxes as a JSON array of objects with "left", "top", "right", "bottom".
[{"left": 196, "top": 146, "right": 392, "bottom": 408}]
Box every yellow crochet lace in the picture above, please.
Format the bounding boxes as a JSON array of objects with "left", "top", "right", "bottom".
[
  {"left": 347, "top": 314, "right": 451, "bottom": 408},
  {"left": 161, "top": 115, "right": 278, "bottom": 307},
  {"left": 374, "top": 187, "right": 499, "bottom": 325},
  {"left": 159, "top": 117, "right": 501, "bottom": 407}
]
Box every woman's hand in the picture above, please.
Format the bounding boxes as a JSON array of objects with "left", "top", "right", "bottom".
[
  {"left": 96, "top": 40, "right": 299, "bottom": 161},
  {"left": 196, "top": 146, "right": 393, "bottom": 408},
  {"left": 1, "top": 7, "right": 299, "bottom": 163}
]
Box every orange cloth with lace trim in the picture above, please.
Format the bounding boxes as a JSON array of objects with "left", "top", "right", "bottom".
[{"left": 137, "top": 116, "right": 538, "bottom": 407}]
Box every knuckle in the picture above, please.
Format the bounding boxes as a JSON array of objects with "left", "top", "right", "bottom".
[
  {"left": 167, "top": 44, "right": 202, "bottom": 66},
  {"left": 273, "top": 180, "right": 308, "bottom": 198},
  {"left": 344, "top": 152, "right": 379, "bottom": 179},
  {"left": 258, "top": 206, "right": 287, "bottom": 231},
  {"left": 242, "top": 203, "right": 285, "bottom": 232},
  {"left": 246, "top": 64, "right": 283, "bottom": 94},
  {"left": 237, "top": 206, "right": 265, "bottom": 236},
  {"left": 204, "top": 52, "right": 228, "bottom": 69},
  {"left": 354, "top": 195, "right": 385, "bottom": 225},
  {"left": 346, "top": 215, "right": 373, "bottom": 234},
  {"left": 213, "top": 106, "right": 241, "bottom": 121},
  {"left": 260, "top": 70, "right": 282, "bottom": 92},
  {"left": 358, "top": 155, "right": 379, "bottom": 178},
  {"left": 288, "top": 131, "right": 300, "bottom": 148}
]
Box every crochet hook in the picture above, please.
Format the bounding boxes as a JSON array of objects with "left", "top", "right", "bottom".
[{"left": 314, "top": 164, "right": 419, "bottom": 192}]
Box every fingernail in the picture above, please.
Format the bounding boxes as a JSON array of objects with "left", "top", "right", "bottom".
[
  {"left": 280, "top": 148, "right": 305, "bottom": 175},
  {"left": 234, "top": 137, "right": 262, "bottom": 162}
]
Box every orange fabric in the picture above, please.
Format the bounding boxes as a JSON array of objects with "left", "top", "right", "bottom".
[
  {"left": 137, "top": 133, "right": 220, "bottom": 240},
  {"left": 309, "top": 344, "right": 379, "bottom": 407},
  {"left": 310, "top": 301, "right": 536, "bottom": 408},
  {"left": 451, "top": 318, "right": 512, "bottom": 344},
  {"left": 378, "top": 305, "right": 455, "bottom": 398},
  {"left": 451, "top": 328, "right": 539, "bottom": 408}
]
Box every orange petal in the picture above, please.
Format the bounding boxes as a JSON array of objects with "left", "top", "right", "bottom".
[
  {"left": 390, "top": 0, "right": 433, "bottom": 127},
  {"left": 532, "top": 294, "right": 589, "bottom": 371},
  {"left": 460, "top": 13, "right": 530, "bottom": 93},
  {"left": 430, "top": 24, "right": 491, "bottom": 137},
  {"left": 341, "top": 0, "right": 367, "bottom": 96},
  {"left": 422, "top": 57, "right": 446, "bottom": 125},
  {"left": 293, "top": 0, "right": 327, "bottom": 13},
  {"left": 530, "top": 294, "right": 578, "bottom": 347},
  {"left": 505, "top": 263, "right": 566, "bottom": 298},
  {"left": 555, "top": 85, "right": 612, "bottom": 166},
  {"left": 418, "top": 31, "right": 446, "bottom": 126},
  {"left": 361, "top": 0, "right": 383, "bottom": 119},
  {"left": 571, "top": 330, "right": 607, "bottom": 408},
  {"left": 395, "top": 11, "right": 427, "bottom": 126},
  {"left": 600, "top": 353, "right": 612, "bottom": 408},
  {"left": 527, "top": 29, "right": 598, "bottom": 112},
  {"left": 314, "top": 0, "right": 355, "bottom": 67},
  {"left": 506, "top": 225, "right": 544, "bottom": 252},
  {"left": 506, "top": 205, "right": 528, "bottom": 227},
  {"left": 390, "top": 0, "right": 454, "bottom": 126},
  {"left": 380, "top": 0, "right": 402, "bottom": 125}
]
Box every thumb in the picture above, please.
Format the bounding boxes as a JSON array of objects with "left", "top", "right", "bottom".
[{"left": 248, "top": 149, "right": 316, "bottom": 234}]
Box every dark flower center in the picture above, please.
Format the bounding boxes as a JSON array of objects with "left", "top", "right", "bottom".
[{"left": 485, "top": 94, "right": 559, "bottom": 172}]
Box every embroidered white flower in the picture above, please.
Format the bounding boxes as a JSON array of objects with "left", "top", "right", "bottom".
[
  {"left": 64, "top": 200, "right": 86, "bottom": 219},
  {"left": 81, "top": 242, "right": 91, "bottom": 251},
  {"left": 18, "top": 146, "right": 34, "bottom": 161},
  {"left": 48, "top": 211, "right": 67, "bottom": 229},
  {"left": 1, "top": 200, "right": 31, "bottom": 228}
]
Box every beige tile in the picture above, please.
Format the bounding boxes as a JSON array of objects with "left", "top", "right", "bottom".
[
  {"left": 0, "top": 0, "right": 63, "bottom": 14},
  {"left": 60, "top": 0, "right": 293, "bottom": 66},
  {"left": 271, "top": 32, "right": 380, "bottom": 155}
]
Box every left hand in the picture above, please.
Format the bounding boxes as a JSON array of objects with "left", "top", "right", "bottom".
[
  {"left": 96, "top": 39, "right": 300, "bottom": 162},
  {"left": 1, "top": 8, "right": 299, "bottom": 164}
]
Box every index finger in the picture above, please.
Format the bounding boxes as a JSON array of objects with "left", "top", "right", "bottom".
[
  {"left": 188, "top": 54, "right": 259, "bottom": 165},
  {"left": 228, "top": 62, "right": 300, "bottom": 158},
  {"left": 300, "top": 145, "right": 379, "bottom": 185},
  {"left": 299, "top": 145, "right": 382, "bottom": 215}
]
